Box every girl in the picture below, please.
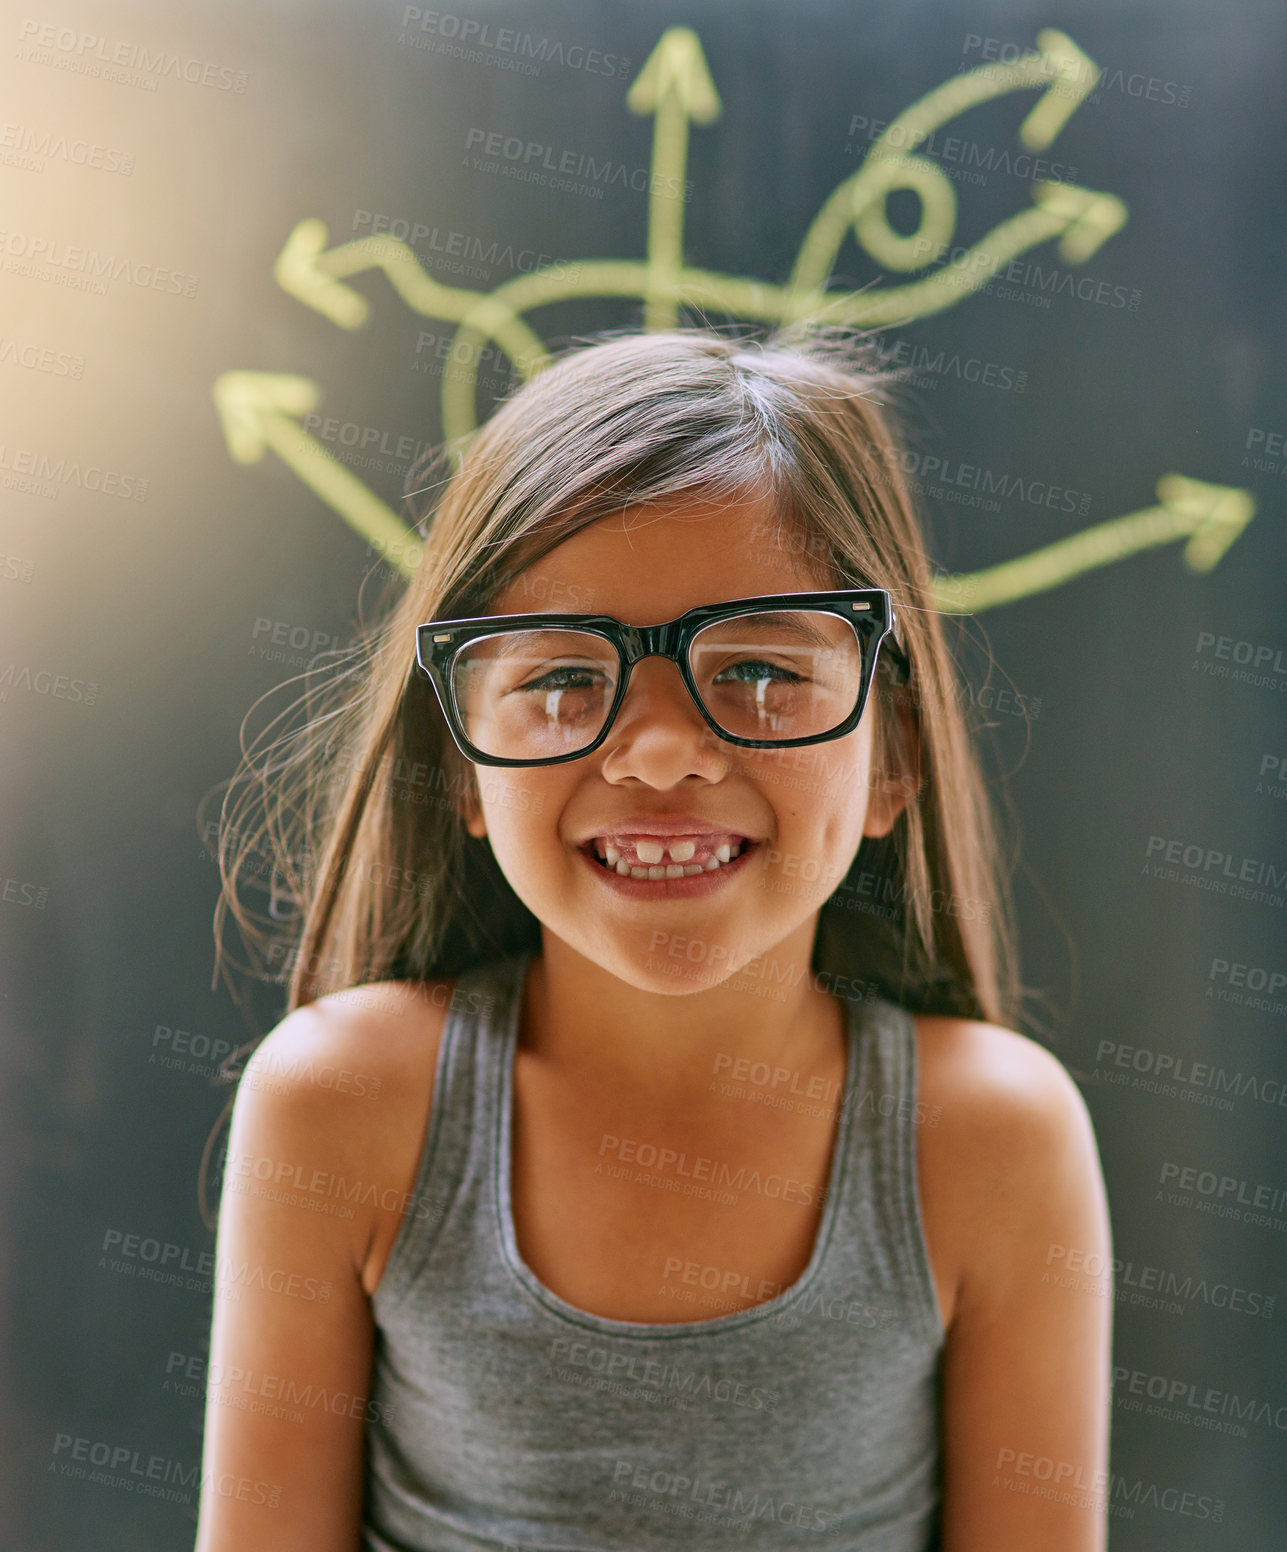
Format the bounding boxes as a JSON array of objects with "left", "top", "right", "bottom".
[{"left": 195, "top": 326, "right": 1112, "bottom": 1552}]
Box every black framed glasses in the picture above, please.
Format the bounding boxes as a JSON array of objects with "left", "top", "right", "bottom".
[{"left": 414, "top": 588, "right": 911, "bottom": 768}]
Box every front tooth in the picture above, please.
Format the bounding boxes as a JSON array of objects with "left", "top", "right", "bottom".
[
  {"left": 665, "top": 865, "right": 685, "bottom": 879},
  {"left": 648, "top": 866, "right": 666, "bottom": 880},
  {"left": 667, "top": 840, "right": 696, "bottom": 863},
  {"left": 635, "top": 839, "right": 665, "bottom": 865},
  {"left": 682, "top": 864, "right": 703, "bottom": 876},
  {"left": 703, "top": 855, "right": 721, "bottom": 871},
  {"left": 605, "top": 843, "right": 621, "bottom": 867},
  {"left": 629, "top": 866, "right": 650, "bottom": 879},
  {"left": 616, "top": 860, "right": 632, "bottom": 875},
  {"left": 715, "top": 842, "right": 731, "bottom": 864}
]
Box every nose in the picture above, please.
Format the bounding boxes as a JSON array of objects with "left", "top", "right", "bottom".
[{"left": 598, "top": 655, "right": 726, "bottom": 777}]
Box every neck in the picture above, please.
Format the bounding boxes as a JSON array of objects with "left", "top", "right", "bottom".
[{"left": 518, "top": 922, "right": 846, "bottom": 1116}]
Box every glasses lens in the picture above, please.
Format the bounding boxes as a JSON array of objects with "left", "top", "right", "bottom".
[
  {"left": 450, "top": 629, "right": 619, "bottom": 760},
  {"left": 689, "top": 609, "right": 866, "bottom": 742}
]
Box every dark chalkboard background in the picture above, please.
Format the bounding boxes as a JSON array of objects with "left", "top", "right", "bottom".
[{"left": 2, "top": 1, "right": 1284, "bottom": 1546}]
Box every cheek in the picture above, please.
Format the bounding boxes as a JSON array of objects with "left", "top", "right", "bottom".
[
  {"left": 475, "top": 772, "right": 562, "bottom": 863},
  {"left": 773, "top": 733, "right": 872, "bottom": 840}
]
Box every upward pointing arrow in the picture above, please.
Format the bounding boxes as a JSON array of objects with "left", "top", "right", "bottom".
[
  {"left": 212, "top": 372, "right": 423, "bottom": 576},
  {"left": 627, "top": 27, "right": 722, "bottom": 331}
]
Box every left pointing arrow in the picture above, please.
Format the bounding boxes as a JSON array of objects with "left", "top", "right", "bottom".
[{"left": 212, "top": 372, "right": 423, "bottom": 578}]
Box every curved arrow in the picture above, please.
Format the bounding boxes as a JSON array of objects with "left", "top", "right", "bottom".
[
  {"left": 273, "top": 216, "right": 549, "bottom": 370},
  {"left": 277, "top": 174, "right": 1124, "bottom": 452},
  {"left": 272, "top": 25, "right": 1128, "bottom": 448},
  {"left": 788, "top": 27, "right": 1101, "bottom": 295},
  {"left": 432, "top": 179, "right": 1125, "bottom": 444}
]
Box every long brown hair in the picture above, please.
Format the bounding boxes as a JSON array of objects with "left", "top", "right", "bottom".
[{"left": 209, "top": 323, "right": 1022, "bottom": 1032}]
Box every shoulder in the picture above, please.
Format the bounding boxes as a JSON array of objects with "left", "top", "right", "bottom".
[
  {"left": 245, "top": 977, "right": 459, "bottom": 1099},
  {"left": 910, "top": 1014, "right": 1109, "bottom": 1313},
  {"left": 231, "top": 978, "right": 460, "bottom": 1270},
  {"left": 913, "top": 1012, "right": 1093, "bottom": 1143},
  {"left": 239, "top": 976, "right": 460, "bottom": 1149}
]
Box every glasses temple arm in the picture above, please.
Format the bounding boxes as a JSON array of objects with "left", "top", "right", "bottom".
[{"left": 881, "top": 628, "right": 912, "bottom": 684}]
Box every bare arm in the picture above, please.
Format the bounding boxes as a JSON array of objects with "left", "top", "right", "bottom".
[
  {"left": 931, "top": 1026, "right": 1114, "bottom": 1551},
  {"left": 193, "top": 986, "right": 446, "bottom": 1551}
]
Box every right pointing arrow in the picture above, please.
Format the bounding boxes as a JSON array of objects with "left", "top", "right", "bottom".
[{"left": 931, "top": 475, "right": 1256, "bottom": 613}]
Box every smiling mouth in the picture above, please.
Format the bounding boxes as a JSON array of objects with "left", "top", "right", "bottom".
[{"left": 583, "top": 835, "right": 753, "bottom": 879}]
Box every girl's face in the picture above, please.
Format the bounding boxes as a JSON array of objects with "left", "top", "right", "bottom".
[{"left": 460, "top": 491, "right": 911, "bottom": 992}]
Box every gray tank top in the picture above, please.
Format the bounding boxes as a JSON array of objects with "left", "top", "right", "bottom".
[{"left": 362, "top": 949, "right": 945, "bottom": 1552}]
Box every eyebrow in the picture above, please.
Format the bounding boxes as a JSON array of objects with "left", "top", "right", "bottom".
[
  {"left": 477, "top": 607, "right": 838, "bottom": 655},
  {"left": 480, "top": 628, "right": 605, "bottom": 661},
  {"left": 710, "top": 611, "right": 836, "bottom": 649}
]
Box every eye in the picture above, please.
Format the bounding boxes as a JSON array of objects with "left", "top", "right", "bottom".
[
  {"left": 516, "top": 663, "right": 608, "bottom": 693},
  {"left": 712, "top": 658, "right": 808, "bottom": 685}
]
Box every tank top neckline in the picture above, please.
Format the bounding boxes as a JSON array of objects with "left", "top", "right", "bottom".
[{"left": 491, "top": 947, "right": 867, "bottom": 1339}]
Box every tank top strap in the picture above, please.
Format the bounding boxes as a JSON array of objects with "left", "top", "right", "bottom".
[
  {"left": 822, "top": 993, "right": 945, "bottom": 1348},
  {"left": 371, "top": 952, "right": 525, "bottom": 1317}
]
